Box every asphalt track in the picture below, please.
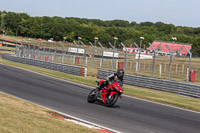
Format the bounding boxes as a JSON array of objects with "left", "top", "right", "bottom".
[{"left": 0, "top": 63, "right": 200, "bottom": 133}]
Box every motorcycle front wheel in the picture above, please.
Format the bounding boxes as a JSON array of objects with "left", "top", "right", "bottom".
[
  {"left": 87, "top": 89, "right": 97, "bottom": 103},
  {"left": 105, "top": 94, "right": 118, "bottom": 107}
]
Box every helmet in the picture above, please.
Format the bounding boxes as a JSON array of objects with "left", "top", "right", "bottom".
[{"left": 117, "top": 69, "right": 124, "bottom": 78}]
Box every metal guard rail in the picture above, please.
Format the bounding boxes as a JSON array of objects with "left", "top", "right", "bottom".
[
  {"left": 97, "top": 69, "right": 200, "bottom": 98},
  {"left": 2, "top": 54, "right": 87, "bottom": 77}
]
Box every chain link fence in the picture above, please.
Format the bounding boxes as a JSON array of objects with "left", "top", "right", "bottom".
[{"left": 1, "top": 38, "right": 199, "bottom": 84}]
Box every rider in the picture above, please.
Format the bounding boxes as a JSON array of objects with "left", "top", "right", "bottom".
[{"left": 96, "top": 69, "right": 124, "bottom": 92}]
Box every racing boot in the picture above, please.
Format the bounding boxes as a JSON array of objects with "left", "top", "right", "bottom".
[
  {"left": 96, "top": 84, "right": 102, "bottom": 97},
  {"left": 96, "top": 85, "right": 100, "bottom": 91}
]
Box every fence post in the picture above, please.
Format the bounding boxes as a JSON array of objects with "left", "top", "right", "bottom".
[
  {"left": 20, "top": 42, "right": 24, "bottom": 57},
  {"left": 34, "top": 43, "right": 37, "bottom": 59},
  {"left": 73, "top": 41, "right": 79, "bottom": 65},
  {"left": 42, "top": 43, "right": 46, "bottom": 61},
  {"left": 108, "top": 42, "right": 115, "bottom": 72},
  {"left": 53, "top": 42, "right": 57, "bottom": 63},
  {"left": 166, "top": 44, "right": 173, "bottom": 80},
  {"left": 60, "top": 42, "right": 65, "bottom": 63},
  {"left": 120, "top": 43, "right": 127, "bottom": 72},
  {"left": 38, "top": 42, "right": 41, "bottom": 59},
  {"left": 116, "top": 59, "right": 118, "bottom": 70},
  {"left": 27, "top": 43, "right": 30, "bottom": 59},
  {"left": 73, "top": 56, "right": 75, "bottom": 64},
  {"left": 149, "top": 43, "right": 156, "bottom": 78},
  {"left": 80, "top": 41, "right": 86, "bottom": 67},
  {"left": 25, "top": 44, "right": 28, "bottom": 58},
  {"left": 183, "top": 46, "right": 192, "bottom": 82},
  {"left": 98, "top": 42, "right": 104, "bottom": 69},
  {"left": 48, "top": 44, "right": 51, "bottom": 61},
  {"left": 31, "top": 43, "right": 33, "bottom": 59},
  {"left": 66, "top": 41, "right": 71, "bottom": 64},
  {"left": 15, "top": 43, "right": 20, "bottom": 57},
  {"left": 186, "top": 68, "right": 189, "bottom": 82},
  {"left": 159, "top": 64, "right": 162, "bottom": 77},
  {"left": 89, "top": 42, "right": 95, "bottom": 68},
  {"left": 134, "top": 42, "right": 140, "bottom": 75},
  {"left": 168, "top": 53, "right": 173, "bottom": 79},
  {"left": 181, "top": 64, "right": 184, "bottom": 74},
  {"left": 136, "top": 62, "right": 138, "bottom": 72}
]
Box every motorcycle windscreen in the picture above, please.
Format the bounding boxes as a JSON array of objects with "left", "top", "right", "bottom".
[{"left": 116, "top": 79, "right": 123, "bottom": 87}]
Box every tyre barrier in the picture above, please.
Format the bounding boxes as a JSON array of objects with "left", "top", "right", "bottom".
[{"left": 2, "top": 54, "right": 87, "bottom": 77}]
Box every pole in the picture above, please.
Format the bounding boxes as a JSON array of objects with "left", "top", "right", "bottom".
[
  {"left": 181, "top": 46, "right": 192, "bottom": 82},
  {"left": 114, "top": 37, "right": 118, "bottom": 49},
  {"left": 166, "top": 44, "right": 173, "bottom": 79},
  {"left": 42, "top": 43, "right": 46, "bottom": 61},
  {"left": 120, "top": 43, "right": 127, "bottom": 72},
  {"left": 73, "top": 41, "right": 79, "bottom": 65},
  {"left": 27, "top": 43, "right": 31, "bottom": 59},
  {"left": 98, "top": 42, "right": 104, "bottom": 69},
  {"left": 20, "top": 43, "right": 24, "bottom": 57},
  {"left": 33, "top": 43, "right": 36, "bottom": 59},
  {"left": 65, "top": 41, "right": 71, "bottom": 64},
  {"left": 109, "top": 42, "right": 115, "bottom": 72},
  {"left": 80, "top": 41, "right": 86, "bottom": 67},
  {"left": 136, "top": 39, "right": 143, "bottom": 75},
  {"left": 38, "top": 42, "right": 41, "bottom": 59},
  {"left": 149, "top": 43, "right": 156, "bottom": 77},
  {"left": 15, "top": 43, "right": 18, "bottom": 56},
  {"left": 89, "top": 42, "right": 95, "bottom": 68},
  {"left": 60, "top": 42, "right": 65, "bottom": 63},
  {"left": 168, "top": 54, "right": 173, "bottom": 79},
  {"left": 53, "top": 42, "right": 57, "bottom": 62},
  {"left": 112, "top": 49, "right": 115, "bottom": 72}
]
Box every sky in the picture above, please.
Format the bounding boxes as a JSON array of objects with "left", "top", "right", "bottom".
[{"left": 0, "top": 0, "right": 200, "bottom": 27}]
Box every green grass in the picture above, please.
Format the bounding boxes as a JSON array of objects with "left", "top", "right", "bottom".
[
  {"left": 0, "top": 58, "right": 199, "bottom": 112},
  {"left": 0, "top": 46, "right": 15, "bottom": 54},
  {"left": 124, "top": 85, "right": 200, "bottom": 111},
  {"left": 0, "top": 51, "right": 15, "bottom": 54},
  {"left": 0, "top": 46, "right": 15, "bottom": 50},
  {"left": 0, "top": 92, "right": 99, "bottom": 133}
]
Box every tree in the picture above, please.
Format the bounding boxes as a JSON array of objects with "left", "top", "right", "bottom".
[
  {"left": 1, "top": 11, "right": 200, "bottom": 56},
  {"left": 140, "top": 21, "right": 154, "bottom": 27}
]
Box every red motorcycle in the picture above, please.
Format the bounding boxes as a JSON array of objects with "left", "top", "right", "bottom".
[{"left": 87, "top": 79, "right": 124, "bottom": 107}]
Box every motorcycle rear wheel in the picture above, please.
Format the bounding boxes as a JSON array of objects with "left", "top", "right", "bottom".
[
  {"left": 87, "top": 89, "right": 97, "bottom": 103},
  {"left": 105, "top": 94, "right": 118, "bottom": 107}
]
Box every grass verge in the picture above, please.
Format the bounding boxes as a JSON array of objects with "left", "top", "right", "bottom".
[
  {"left": 0, "top": 46, "right": 15, "bottom": 50},
  {"left": 0, "top": 92, "right": 99, "bottom": 133},
  {"left": 0, "top": 58, "right": 199, "bottom": 112}
]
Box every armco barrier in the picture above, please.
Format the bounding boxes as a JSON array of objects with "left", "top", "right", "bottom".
[
  {"left": 2, "top": 54, "right": 87, "bottom": 77},
  {"left": 97, "top": 69, "right": 200, "bottom": 98}
]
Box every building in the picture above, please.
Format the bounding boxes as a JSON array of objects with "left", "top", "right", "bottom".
[{"left": 147, "top": 40, "right": 192, "bottom": 56}]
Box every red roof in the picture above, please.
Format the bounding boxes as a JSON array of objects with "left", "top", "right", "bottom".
[{"left": 148, "top": 41, "right": 192, "bottom": 54}]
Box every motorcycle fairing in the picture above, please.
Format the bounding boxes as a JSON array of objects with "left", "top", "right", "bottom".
[{"left": 100, "top": 87, "right": 109, "bottom": 103}]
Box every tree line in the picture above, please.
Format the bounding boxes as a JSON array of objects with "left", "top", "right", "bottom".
[{"left": 0, "top": 11, "right": 200, "bottom": 57}]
